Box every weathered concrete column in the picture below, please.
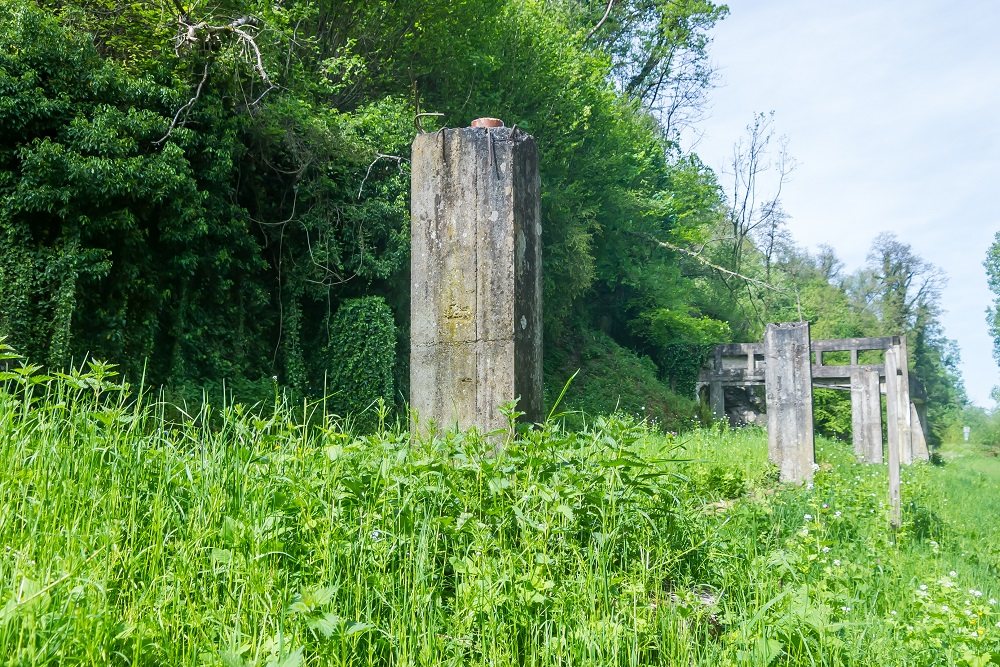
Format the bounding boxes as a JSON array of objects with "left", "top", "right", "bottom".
[
  {"left": 884, "top": 347, "right": 902, "bottom": 528},
  {"left": 410, "top": 123, "right": 542, "bottom": 432},
  {"left": 709, "top": 381, "right": 725, "bottom": 420},
  {"left": 764, "top": 322, "right": 815, "bottom": 484},
  {"left": 910, "top": 401, "right": 930, "bottom": 461},
  {"left": 896, "top": 338, "right": 913, "bottom": 464},
  {"left": 851, "top": 367, "right": 883, "bottom": 463},
  {"left": 708, "top": 347, "right": 725, "bottom": 419}
]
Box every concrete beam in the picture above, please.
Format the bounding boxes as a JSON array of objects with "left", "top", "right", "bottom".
[
  {"left": 811, "top": 363, "right": 885, "bottom": 380},
  {"left": 410, "top": 126, "right": 542, "bottom": 432},
  {"left": 810, "top": 336, "right": 895, "bottom": 352},
  {"left": 764, "top": 322, "right": 815, "bottom": 484}
]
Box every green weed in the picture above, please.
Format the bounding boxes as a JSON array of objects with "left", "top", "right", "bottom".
[{"left": 1, "top": 351, "right": 999, "bottom": 665}]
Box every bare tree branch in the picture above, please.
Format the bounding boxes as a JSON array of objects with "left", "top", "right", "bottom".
[
  {"left": 646, "top": 233, "right": 804, "bottom": 322},
  {"left": 157, "top": 13, "right": 275, "bottom": 144},
  {"left": 586, "top": 0, "right": 616, "bottom": 41},
  {"left": 154, "top": 59, "right": 209, "bottom": 145},
  {"left": 358, "top": 154, "right": 408, "bottom": 199}
]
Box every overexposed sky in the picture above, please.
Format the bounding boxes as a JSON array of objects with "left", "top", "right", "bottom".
[{"left": 690, "top": 0, "right": 1000, "bottom": 406}]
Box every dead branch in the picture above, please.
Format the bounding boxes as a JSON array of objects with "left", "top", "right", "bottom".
[
  {"left": 646, "top": 233, "right": 804, "bottom": 320},
  {"left": 158, "top": 13, "right": 275, "bottom": 144},
  {"left": 358, "top": 154, "right": 408, "bottom": 199},
  {"left": 154, "top": 60, "right": 209, "bottom": 145},
  {"left": 586, "top": 0, "right": 616, "bottom": 41}
]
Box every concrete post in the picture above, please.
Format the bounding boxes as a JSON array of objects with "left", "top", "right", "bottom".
[
  {"left": 410, "top": 124, "right": 542, "bottom": 432},
  {"left": 910, "top": 401, "right": 930, "bottom": 461},
  {"left": 884, "top": 347, "right": 902, "bottom": 528},
  {"left": 709, "top": 381, "right": 725, "bottom": 421},
  {"left": 706, "top": 346, "right": 725, "bottom": 420},
  {"left": 851, "top": 367, "right": 883, "bottom": 463},
  {"left": 764, "top": 322, "right": 815, "bottom": 484},
  {"left": 896, "top": 338, "right": 913, "bottom": 464},
  {"left": 850, "top": 368, "right": 864, "bottom": 460}
]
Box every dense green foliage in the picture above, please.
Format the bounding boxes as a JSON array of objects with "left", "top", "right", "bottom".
[
  {"left": 0, "top": 0, "right": 967, "bottom": 437},
  {"left": 545, "top": 330, "right": 700, "bottom": 432},
  {"left": 1, "top": 359, "right": 998, "bottom": 665},
  {"left": 985, "top": 232, "right": 1000, "bottom": 371},
  {"left": 324, "top": 296, "right": 396, "bottom": 428}
]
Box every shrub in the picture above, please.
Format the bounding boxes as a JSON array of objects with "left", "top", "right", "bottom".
[
  {"left": 323, "top": 296, "right": 396, "bottom": 429},
  {"left": 545, "top": 331, "right": 697, "bottom": 432}
]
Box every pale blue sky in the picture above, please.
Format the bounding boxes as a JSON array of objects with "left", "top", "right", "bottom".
[{"left": 690, "top": 0, "right": 1000, "bottom": 406}]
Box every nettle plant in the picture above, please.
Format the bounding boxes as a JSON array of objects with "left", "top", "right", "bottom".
[{"left": 894, "top": 574, "right": 999, "bottom": 666}]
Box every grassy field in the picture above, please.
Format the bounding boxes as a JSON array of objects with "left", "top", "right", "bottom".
[{"left": 1, "top": 364, "right": 1000, "bottom": 665}]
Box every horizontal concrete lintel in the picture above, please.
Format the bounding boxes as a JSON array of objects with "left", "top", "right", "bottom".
[
  {"left": 811, "top": 363, "right": 885, "bottom": 379},
  {"left": 713, "top": 342, "right": 764, "bottom": 355},
  {"left": 701, "top": 363, "right": 885, "bottom": 385},
  {"left": 698, "top": 370, "right": 766, "bottom": 382},
  {"left": 810, "top": 336, "right": 895, "bottom": 352},
  {"left": 813, "top": 382, "right": 851, "bottom": 390},
  {"left": 707, "top": 335, "right": 896, "bottom": 360}
]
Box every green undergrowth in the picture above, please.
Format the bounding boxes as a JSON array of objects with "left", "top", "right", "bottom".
[
  {"left": 544, "top": 331, "right": 699, "bottom": 434},
  {"left": 1, "top": 359, "right": 999, "bottom": 665}
]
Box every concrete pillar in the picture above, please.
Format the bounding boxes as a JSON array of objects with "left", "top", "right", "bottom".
[
  {"left": 899, "top": 336, "right": 916, "bottom": 465},
  {"left": 896, "top": 338, "right": 913, "bottom": 464},
  {"left": 709, "top": 381, "right": 725, "bottom": 421},
  {"left": 851, "top": 367, "right": 883, "bottom": 463},
  {"left": 764, "top": 322, "right": 815, "bottom": 484},
  {"left": 706, "top": 346, "right": 725, "bottom": 420},
  {"left": 910, "top": 401, "right": 930, "bottom": 461},
  {"left": 884, "top": 347, "right": 902, "bottom": 528},
  {"left": 410, "top": 124, "right": 542, "bottom": 432}
]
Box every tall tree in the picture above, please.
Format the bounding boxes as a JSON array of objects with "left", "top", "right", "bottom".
[{"left": 984, "top": 231, "right": 1000, "bottom": 369}]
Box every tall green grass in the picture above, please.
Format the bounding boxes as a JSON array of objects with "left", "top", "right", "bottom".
[{"left": 1, "top": 357, "right": 999, "bottom": 665}]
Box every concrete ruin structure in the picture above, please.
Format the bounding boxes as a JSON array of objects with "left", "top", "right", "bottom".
[
  {"left": 698, "top": 326, "right": 930, "bottom": 483},
  {"left": 410, "top": 121, "right": 543, "bottom": 432},
  {"left": 763, "top": 322, "right": 815, "bottom": 484}
]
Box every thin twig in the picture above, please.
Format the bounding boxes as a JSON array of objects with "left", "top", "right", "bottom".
[{"left": 358, "top": 154, "right": 408, "bottom": 199}]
